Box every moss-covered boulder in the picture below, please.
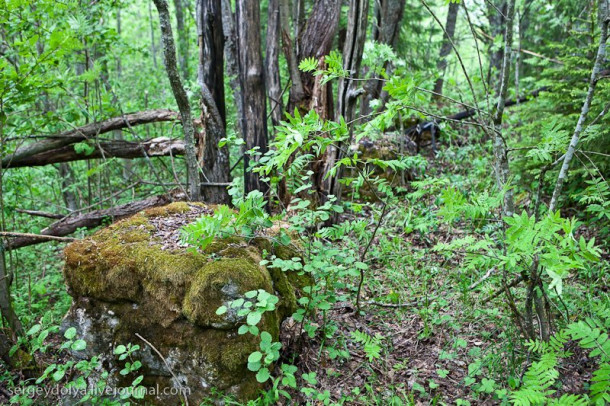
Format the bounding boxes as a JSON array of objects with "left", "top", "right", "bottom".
[{"left": 61, "top": 202, "right": 310, "bottom": 405}]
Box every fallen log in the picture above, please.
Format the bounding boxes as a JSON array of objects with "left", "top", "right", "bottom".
[
  {"left": 1, "top": 109, "right": 179, "bottom": 169},
  {"left": 405, "top": 86, "right": 549, "bottom": 139},
  {"left": 4, "top": 137, "right": 185, "bottom": 168},
  {"left": 4, "top": 192, "right": 184, "bottom": 250}
]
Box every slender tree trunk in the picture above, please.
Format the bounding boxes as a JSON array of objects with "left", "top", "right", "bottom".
[
  {"left": 549, "top": 4, "right": 609, "bottom": 213},
  {"left": 173, "top": 0, "right": 189, "bottom": 80},
  {"left": 325, "top": 0, "right": 369, "bottom": 200},
  {"left": 280, "top": 0, "right": 305, "bottom": 111},
  {"left": 361, "top": 0, "right": 406, "bottom": 115},
  {"left": 221, "top": 0, "right": 245, "bottom": 140},
  {"left": 287, "top": 0, "right": 341, "bottom": 114},
  {"left": 59, "top": 163, "right": 79, "bottom": 211},
  {"left": 153, "top": 0, "right": 201, "bottom": 201},
  {"left": 265, "top": 0, "right": 283, "bottom": 128},
  {"left": 491, "top": 0, "right": 516, "bottom": 218},
  {"left": 486, "top": 1, "right": 508, "bottom": 93},
  {"left": 432, "top": 1, "right": 460, "bottom": 100},
  {"left": 149, "top": 1, "right": 159, "bottom": 69},
  {"left": 196, "top": 0, "right": 230, "bottom": 203},
  {"left": 0, "top": 117, "right": 23, "bottom": 337},
  {"left": 235, "top": 0, "right": 269, "bottom": 196}
]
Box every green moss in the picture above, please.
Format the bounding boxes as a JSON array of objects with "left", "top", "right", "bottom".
[
  {"left": 182, "top": 258, "right": 274, "bottom": 328},
  {"left": 143, "top": 201, "right": 192, "bottom": 217}
]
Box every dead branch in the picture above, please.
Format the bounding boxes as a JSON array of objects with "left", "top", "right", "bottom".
[
  {"left": 5, "top": 192, "right": 184, "bottom": 250},
  {"left": 1, "top": 109, "right": 179, "bottom": 169},
  {"left": 4, "top": 137, "right": 185, "bottom": 168}
]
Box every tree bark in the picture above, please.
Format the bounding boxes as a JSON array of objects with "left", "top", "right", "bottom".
[
  {"left": 432, "top": 1, "right": 460, "bottom": 100},
  {"left": 361, "top": 0, "right": 406, "bottom": 114},
  {"left": 287, "top": 0, "right": 341, "bottom": 114},
  {"left": 220, "top": 0, "right": 245, "bottom": 140},
  {"left": 5, "top": 138, "right": 186, "bottom": 168},
  {"left": 149, "top": 1, "right": 159, "bottom": 69},
  {"left": 153, "top": 0, "right": 201, "bottom": 201},
  {"left": 58, "top": 163, "right": 79, "bottom": 211},
  {"left": 486, "top": 0, "right": 508, "bottom": 93},
  {"left": 492, "top": 0, "right": 516, "bottom": 217},
  {"left": 266, "top": 0, "right": 283, "bottom": 127},
  {"left": 196, "top": 0, "right": 231, "bottom": 204},
  {"left": 4, "top": 194, "right": 179, "bottom": 250},
  {"left": 235, "top": 0, "right": 269, "bottom": 196},
  {"left": 173, "top": 0, "right": 189, "bottom": 80},
  {"left": 549, "top": 3, "right": 609, "bottom": 213},
  {"left": 325, "top": 0, "right": 369, "bottom": 200},
  {"left": 1, "top": 109, "right": 179, "bottom": 168}
]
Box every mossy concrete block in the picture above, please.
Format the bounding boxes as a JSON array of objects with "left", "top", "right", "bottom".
[{"left": 61, "top": 203, "right": 311, "bottom": 405}]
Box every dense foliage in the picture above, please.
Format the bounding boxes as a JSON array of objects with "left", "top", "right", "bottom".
[{"left": 1, "top": 0, "right": 609, "bottom": 405}]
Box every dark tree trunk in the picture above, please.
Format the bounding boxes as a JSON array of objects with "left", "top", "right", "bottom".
[
  {"left": 361, "top": 0, "right": 406, "bottom": 115},
  {"left": 197, "top": 0, "right": 231, "bottom": 204},
  {"left": 153, "top": 0, "right": 201, "bottom": 201},
  {"left": 486, "top": 1, "right": 508, "bottom": 92},
  {"left": 221, "top": 0, "right": 245, "bottom": 140},
  {"left": 59, "top": 163, "right": 79, "bottom": 211},
  {"left": 323, "top": 0, "right": 369, "bottom": 200},
  {"left": 286, "top": 0, "right": 341, "bottom": 114},
  {"left": 173, "top": 0, "right": 190, "bottom": 80},
  {"left": 432, "top": 1, "right": 460, "bottom": 100},
  {"left": 235, "top": 0, "right": 269, "bottom": 197},
  {"left": 266, "top": 0, "right": 283, "bottom": 127}
]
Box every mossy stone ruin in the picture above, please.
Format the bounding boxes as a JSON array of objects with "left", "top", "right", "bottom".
[{"left": 61, "top": 202, "right": 309, "bottom": 404}]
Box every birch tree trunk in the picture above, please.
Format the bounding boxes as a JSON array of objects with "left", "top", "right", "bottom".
[
  {"left": 549, "top": 2, "right": 609, "bottom": 213},
  {"left": 153, "top": 0, "right": 201, "bottom": 201},
  {"left": 235, "top": 0, "right": 269, "bottom": 196}
]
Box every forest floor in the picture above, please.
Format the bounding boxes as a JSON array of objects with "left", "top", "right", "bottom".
[{"left": 1, "top": 144, "right": 606, "bottom": 406}]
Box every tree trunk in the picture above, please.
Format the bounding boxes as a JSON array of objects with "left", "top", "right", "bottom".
[
  {"left": 324, "top": 0, "right": 369, "bottom": 200},
  {"left": 486, "top": 0, "right": 508, "bottom": 93},
  {"left": 197, "top": 0, "right": 231, "bottom": 204},
  {"left": 149, "top": 1, "right": 159, "bottom": 69},
  {"left": 432, "top": 1, "right": 460, "bottom": 100},
  {"left": 549, "top": 3, "right": 609, "bottom": 213},
  {"left": 235, "top": 0, "right": 269, "bottom": 197},
  {"left": 59, "top": 163, "right": 79, "bottom": 211},
  {"left": 287, "top": 0, "right": 341, "bottom": 114},
  {"left": 220, "top": 0, "right": 245, "bottom": 140},
  {"left": 266, "top": 0, "right": 283, "bottom": 127},
  {"left": 0, "top": 119, "right": 23, "bottom": 336},
  {"left": 153, "top": 0, "right": 201, "bottom": 201},
  {"left": 492, "top": 0, "right": 516, "bottom": 218},
  {"left": 361, "top": 0, "right": 406, "bottom": 115},
  {"left": 173, "top": 0, "right": 189, "bottom": 80}
]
